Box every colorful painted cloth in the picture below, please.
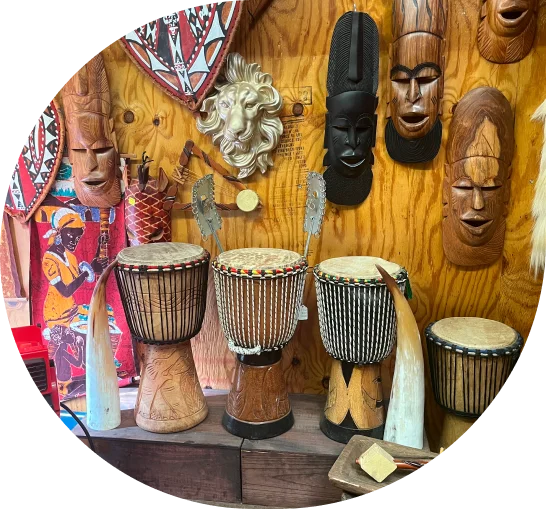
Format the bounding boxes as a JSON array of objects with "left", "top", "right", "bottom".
[
  {"left": 121, "top": 2, "right": 242, "bottom": 110},
  {"left": 5, "top": 101, "right": 65, "bottom": 222},
  {"left": 30, "top": 159, "right": 135, "bottom": 400}
]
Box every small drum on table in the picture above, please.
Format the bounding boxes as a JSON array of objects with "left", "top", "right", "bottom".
[
  {"left": 114, "top": 243, "right": 210, "bottom": 433},
  {"left": 213, "top": 248, "right": 307, "bottom": 439},
  {"left": 426, "top": 317, "right": 523, "bottom": 448},
  {"left": 314, "top": 256, "right": 408, "bottom": 443}
]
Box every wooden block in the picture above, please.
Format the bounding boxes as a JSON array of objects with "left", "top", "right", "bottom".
[
  {"left": 73, "top": 389, "right": 243, "bottom": 503},
  {"left": 328, "top": 435, "right": 438, "bottom": 495},
  {"left": 241, "top": 394, "right": 344, "bottom": 508},
  {"left": 357, "top": 443, "right": 397, "bottom": 482}
]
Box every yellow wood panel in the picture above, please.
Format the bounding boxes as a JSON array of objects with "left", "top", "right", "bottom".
[{"left": 100, "top": 0, "right": 545, "bottom": 449}]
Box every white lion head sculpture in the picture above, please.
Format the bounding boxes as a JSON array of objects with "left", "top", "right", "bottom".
[{"left": 196, "top": 53, "right": 283, "bottom": 179}]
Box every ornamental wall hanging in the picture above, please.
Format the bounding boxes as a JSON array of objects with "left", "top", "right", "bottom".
[
  {"left": 120, "top": 2, "right": 242, "bottom": 111},
  {"left": 5, "top": 101, "right": 65, "bottom": 223}
]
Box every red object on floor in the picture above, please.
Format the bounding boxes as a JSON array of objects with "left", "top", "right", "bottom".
[{"left": 13, "top": 325, "right": 60, "bottom": 416}]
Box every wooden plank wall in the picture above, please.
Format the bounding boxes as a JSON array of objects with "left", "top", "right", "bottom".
[{"left": 99, "top": 0, "right": 545, "bottom": 450}]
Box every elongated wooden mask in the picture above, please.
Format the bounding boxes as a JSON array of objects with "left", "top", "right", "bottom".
[
  {"left": 323, "top": 10, "right": 379, "bottom": 206},
  {"left": 61, "top": 54, "right": 121, "bottom": 208},
  {"left": 478, "top": 0, "right": 538, "bottom": 64},
  {"left": 443, "top": 87, "right": 514, "bottom": 267},
  {"left": 386, "top": 0, "right": 447, "bottom": 164}
]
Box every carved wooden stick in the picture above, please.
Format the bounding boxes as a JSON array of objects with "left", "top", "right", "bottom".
[
  {"left": 85, "top": 260, "right": 120, "bottom": 430},
  {"left": 377, "top": 265, "right": 424, "bottom": 449}
]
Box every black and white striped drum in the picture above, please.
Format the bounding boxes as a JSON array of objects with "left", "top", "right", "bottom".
[
  {"left": 425, "top": 317, "right": 523, "bottom": 447},
  {"left": 313, "top": 256, "right": 408, "bottom": 443},
  {"left": 212, "top": 248, "right": 307, "bottom": 439}
]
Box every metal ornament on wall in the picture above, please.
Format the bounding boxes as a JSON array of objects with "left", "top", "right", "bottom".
[
  {"left": 303, "top": 172, "right": 326, "bottom": 259},
  {"left": 385, "top": 0, "right": 447, "bottom": 164},
  {"left": 323, "top": 10, "right": 379, "bottom": 206},
  {"left": 192, "top": 174, "right": 223, "bottom": 252},
  {"left": 442, "top": 87, "right": 514, "bottom": 267},
  {"left": 196, "top": 53, "right": 284, "bottom": 179},
  {"left": 478, "top": 0, "right": 538, "bottom": 64}
]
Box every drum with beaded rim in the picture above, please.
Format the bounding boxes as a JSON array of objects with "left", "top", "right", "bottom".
[
  {"left": 313, "top": 256, "right": 408, "bottom": 443},
  {"left": 213, "top": 247, "right": 307, "bottom": 439},
  {"left": 114, "top": 243, "right": 210, "bottom": 433}
]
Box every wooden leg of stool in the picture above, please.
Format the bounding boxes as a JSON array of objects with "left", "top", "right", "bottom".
[
  {"left": 321, "top": 360, "right": 385, "bottom": 443},
  {"left": 439, "top": 413, "right": 476, "bottom": 449},
  {"left": 223, "top": 350, "right": 294, "bottom": 439},
  {"left": 135, "top": 341, "right": 208, "bottom": 433}
]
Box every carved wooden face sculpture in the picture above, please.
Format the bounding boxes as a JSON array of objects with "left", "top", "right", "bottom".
[
  {"left": 386, "top": 0, "right": 447, "bottom": 164},
  {"left": 323, "top": 11, "right": 379, "bottom": 206},
  {"left": 443, "top": 87, "right": 514, "bottom": 267},
  {"left": 61, "top": 54, "right": 121, "bottom": 208},
  {"left": 478, "top": 0, "right": 538, "bottom": 63}
]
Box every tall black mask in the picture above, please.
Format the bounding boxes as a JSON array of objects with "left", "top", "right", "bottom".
[{"left": 323, "top": 11, "right": 379, "bottom": 206}]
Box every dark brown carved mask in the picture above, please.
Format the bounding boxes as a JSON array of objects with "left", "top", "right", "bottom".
[
  {"left": 443, "top": 87, "right": 514, "bottom": 267},
  {"left": 478, "top": 0, "right": 538, "bottom": 63},
  {"left": 386, "top": 0, "right": 447, "bottom": 164},
  {"left": 61, "top": 54, "right": 121, "bottom": 208}
]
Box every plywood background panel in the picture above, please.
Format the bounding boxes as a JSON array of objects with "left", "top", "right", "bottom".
[{"left": 97, "top": 0, "right": 545, "bottom": 449}]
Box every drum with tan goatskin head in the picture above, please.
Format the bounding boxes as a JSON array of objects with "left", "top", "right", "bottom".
[
  {"left": 313, "top": 256, "right": 408, "bottom": 443},
  {"left": 212, "top": 247, "right": 308, "bottom": 439},
  {"left": 114, "top": 242, "right": 210, "bottom": 433},
  {"left": 425, "top": 317, "right": 523, "bottom": 448}
]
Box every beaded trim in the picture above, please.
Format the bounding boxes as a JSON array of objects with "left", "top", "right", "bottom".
[
  {"left": 212, "top": 259, "right": 308, "bottom": 279},
  {"left": 118, "top": 251, "right": 210, "bottom": 272},
  {"left": 425, "top": 322, "right": 524, "bottom": 357},
  {"left": 314, "top": 266, "right": 408, "bottom": 287}
]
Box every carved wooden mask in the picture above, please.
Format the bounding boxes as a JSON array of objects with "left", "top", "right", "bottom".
[
  {"left": 386, "top": 0, "right": 447, "bottom": 164},
  {"left": 443, "top": 87, "right": 514, "bottom": 267},
  {"left": 61, "top": 54, "right": 121, "bottom": 208},
  {"left": 323, "top": 10, "right": 379, "bottom": 206},
  {"left": 478, "top": 0, "right": 538, "bottom": 64}
]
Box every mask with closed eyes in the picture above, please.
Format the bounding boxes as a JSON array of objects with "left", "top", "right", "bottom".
[
  {"left": 386, "top": 0, "right": 447, "bottom": 164},
  {"left": 61, "top": 54, "right": 121, "bottom": 209},
  {"left": 443, "top": 87, "right": 514, "bottom": 267},
  {"left": 323, "top": 10, "right": 379, "bottom": 206}
]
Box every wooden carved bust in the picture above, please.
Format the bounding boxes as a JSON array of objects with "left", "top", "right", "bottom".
[
  {"left": 386, "top": 0, "right": 447, "bottom": 164},
  {"left": 61, "top": 54, "right": 121, "bottom": 208},
  {"left": 443, "top": 87, "right": 514, "bottom": 267},
  {"left": 478, "top": 0, "right": 538, "bottom": 64}
]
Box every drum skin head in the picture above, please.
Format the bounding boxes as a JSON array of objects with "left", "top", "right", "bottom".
[
  {"left": 116, "top": 242, "right": 206, "bottom": 266},
  {"left": 317, "top": 256, "right": 402, "bottom": 280},
  {"left": 431, "top": 317, "right": 517, "bottom": 349},
  {"left": 216, "top": 248, "right": 304, "bottom": 271}
]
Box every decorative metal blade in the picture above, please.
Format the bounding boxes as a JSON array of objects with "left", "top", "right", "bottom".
[
  {"left": 192, "top": 175, "right": 224, "bottom": 252},
  {"left": 303, "top": 172, "right": 326, "bottom": 258}
]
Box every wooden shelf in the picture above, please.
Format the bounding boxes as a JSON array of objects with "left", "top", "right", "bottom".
[{"left": 73, "top": 389, "right": 344, "bottom": 507}]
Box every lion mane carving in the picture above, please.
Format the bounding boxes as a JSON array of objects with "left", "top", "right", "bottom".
[{"left": 197, "top": 53, "right": 283, "bottom": 179}]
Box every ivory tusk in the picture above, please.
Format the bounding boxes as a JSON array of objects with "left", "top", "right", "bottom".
[
  {"left": 85, "top": 260, "right": 121, "bottom": 431},
  {"left": 376, "top": 264, "right": 424, "bottom": 449}
]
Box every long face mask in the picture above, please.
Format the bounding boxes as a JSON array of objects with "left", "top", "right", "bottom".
[
  {"left": 323, "top": 10, "right": 379, "bottom": 206},
  {"left": 443, "top": 87, "right": 514, "bottom": 267},
  {"left": 61, "top": 54, "right": 121, "bottom": 209},
  {"left": 386, "top": 0, "right": 447, "bottom": 164},
  {"left": 478, "top": 0, "right": 538, "bottom": 63}
]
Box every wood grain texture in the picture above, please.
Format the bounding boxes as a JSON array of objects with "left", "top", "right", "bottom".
[
  {"left": 99, "top": 0, "right": 546, "bottom": 451},
  {"left": 241, "top": 394, "right": 344, "bottom": 508},
  {"left": 324, "top": 361, "right": 384, "bottom": 431},
  {"left": 135, "top": 341, "right": 208, "bottom": 433},
  {"left": 478, "top": 0, "right": 538, "bottom": 64},
  {"left": 227, "top": 356, "right": 290, "bottom": 423},
  {"left": 328, "top": 434, "right": 437, "bottom": 495}
]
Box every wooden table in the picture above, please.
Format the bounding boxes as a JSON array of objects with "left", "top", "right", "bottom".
[{"left": 73, "top": 389, "right": 344, "bottom": 507}]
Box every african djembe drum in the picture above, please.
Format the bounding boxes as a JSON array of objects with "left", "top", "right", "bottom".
[
  {"left": 314, "top": 256, "right": 408, "bottom": 443},
  {"left": 213, "top": 248, "right": 307, "bottom": 439},
  {"left": 425, "top": 317, "right": 523, "bottom": 448},
  {"left": 114, "top": 243, "right": 209, "bottom": 433}
]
